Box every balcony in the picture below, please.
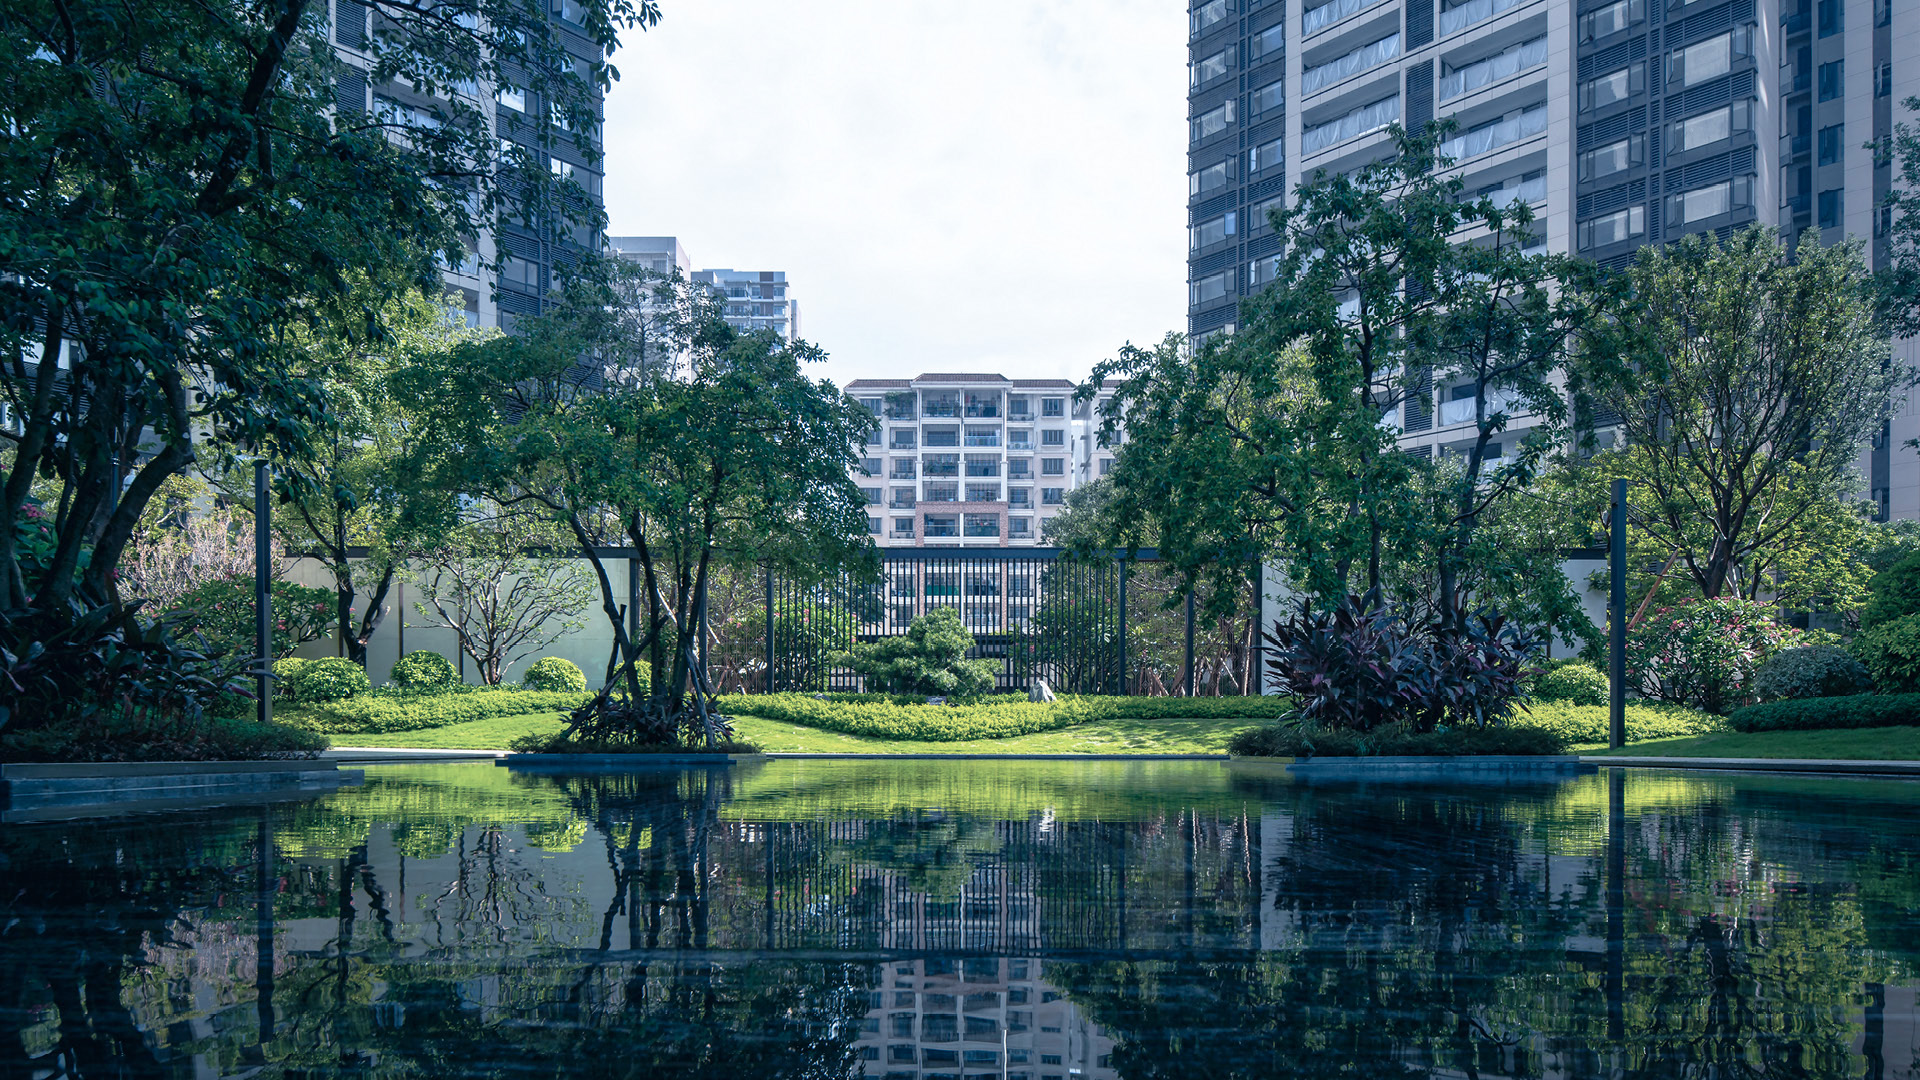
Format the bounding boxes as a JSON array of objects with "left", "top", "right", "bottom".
[
  {"left": 1438, "top": 389, "right": 1521, "bottom": 427},
  {"left": 1008, "top": 409, "right": 1034, "bottom": 422},
  {"left": 922, "top": 399, "right": 961, "bottom": 418},
  {"left": 1780, "top": 133, "right": 1811, "bottom": 162},
  {"left": 888, "top": 529, "right": 916, "bottom": 540},
  {"left": 889, "top": 497, "right": 917, "bottom": 509},
  {"left": 1439, "top": 106, "right": 1547, "bottom": 163},
  {"left": 889, "top": 437, "right": 917, "bottom": 451},
  {"left": 1439, "top": 0, "right": 1526, "bottom": 37},
  {"left": 1302, "top": 0, "right": 1389, "bottom": 36},
  {"left": 964, "top": 433, "right": 1000, "bottom": 448},
  {"left": 890, "top": 467, "right": 917, "bottom": 481},
  {"left": 964, "top": 401, "right": 1000, "bottom": 419},
  {"left": 966, "top": 462, "right": 1001, "bottom": 477}
]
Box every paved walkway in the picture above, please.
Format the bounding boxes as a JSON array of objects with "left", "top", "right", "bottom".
[{"left": 1581, "top": 755, "right": 1920, "bottom": 776}]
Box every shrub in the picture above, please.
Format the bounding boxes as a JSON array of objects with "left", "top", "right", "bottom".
[
  {"left": 1729, "top": 693, "right": 1920, "bottom": 732},
  {"left": 1227, "top": 722, "right": 1566, "bottom": 758},
  {"left": 1, "top": 713, "right": 327, "bottom": 762},
  {"left": 718, "top": 692, "right": 1288, "bottom": 742},
  {"left": 283, "top": 657, "right": 370, "bottom": 703},
  {"left": 1626, "top": 597, "right": 1796, "bottom": 714},
  {"left": 390, "top": 650, "right": 459, "bottom": 692},
  {"left": 1750, "top": 643, "right": 1873, "bottom": 701},
  {"left": 1530, "top": 661, "right": 1608, "bottom": 707},
  {"left": 1506, "top": 700, "right": 1727, "bottom": 745},
  {"left": 1851, "top": 613, "right": 1920, "bottom": 693},
  {"left": 839, "top": 608, "right": 999, "bottom": 697},
  {"left": 172, "top": 575, "right": 335, "bottom": 659},
  {"left": 509, "top": 733, "right": 758, "bottom": 754},
  {"left": 271, "top": 657, "right": 312, "bottom": 696},
  {"left": 523, "top": 657, "right": 586, "bottom": 692},
  {"left": 611, "top": 659, "right": 652, "bottom": 697},
  {"left": 1860, "top": 552, "right": 1920, "bottom": 630},
  {"left": 1262, "top": 590, "right": 1535, "bottom": 732},
  {"left": 278, "top": 688, "right": 593, "bottom": 734}
]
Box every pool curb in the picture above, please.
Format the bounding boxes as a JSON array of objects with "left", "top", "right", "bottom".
[
  {"left": 1580, "top": 755, "right": 1920, "bottom": 776},
  {"left": 0, "top": 759, "right": 363, "bottom": 821}
]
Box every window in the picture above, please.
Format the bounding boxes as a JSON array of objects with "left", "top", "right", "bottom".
[
  {"left": 923, "top": 452, "right": 959, "bottom": 476},
  {"left": 1190, "top": 212, "right": 1236, "bottom": 249},
  {"left": 1438, "top": 104, "right": 1547, "bottom": 162},
  {"left": 1009, "top": 488, "right": 1032, "bottom": 507},
  {"left": 1880, "top": 61, "right": 1894, "bottom": 98},
  {"left": 1818, "top": 59, "right": 1844, "bottom": 101},
  {"left": 964, "top": 426, "right": 1000, "bottom": 447},
  {"left": 1249, "top": 136, "right": 1284, "bottom": 174},
  {"left": 890, "top": 487, "right": 915, "bottom": 508},
  {"left": 868, "top": 516, "right": 882, "bottom": 534},
  {"left": 1666, "top": 100, "right": 1751, "bottom": 156},
  {"left": 1303, "top": 0, "right": 1388, "bottom": 35},
  {"left": 1251, "top": 21, "right": 1285, "bottom": 59},
  {"left": 965, "top": 1016, "right": 999, "bottom": 1036},
  {"left": 1667, "top": 28, "right": 1751, "bottom": 89},
  {"left": 1579, "top": 135, "right": 1642, "bottom": 181},
  {"left": 1818, "top": 123, "right": 1845, "bottom": 166},
  {"left": 1042, "top": 398, "right": 1065, "bottom": 417},
  {"left": 893, "top": 517, "right": 914, "bottom": 537},
  {"left": 966, "top": 483, "right": 1000, "bottom": 501},
  {"left": 1817, "top": 0, "right": 1840, "bottom": 36},
  {"left": 1008, "top": 429, "right": 1033, "bottom": 450},
  {"left": 890, "top": 1014, "right": 914, "bottom": 1038},
  {"left": 965, "top": 454, "right": 1000, "bottom": 476},
  {"left": 1042, "top": 488, "right": 1066, "bottom": 505},
  {"left": 551, "top": 0, "right": 588, "bottom": 21},
  {"left": 890, "top": 1045, "right": 916, "bottom": 1063},
  {"left": 501, "top": 254, "right": 539, "bottom": 289},
  {"left": 1301, "top": 34, "right": 1398, "bottom": 95},
  {"left": 1668, "top": 176, "right": 1753, "bottom": 225},
  {"left": 496, "top": 84, "right": 526, "bottom": 112},
  {"left": 1041, "top": 429, "right": 1065, "bottom": 446},
  {"left": 1439, "top": 0, "right": 1525, "bottom": 37},
  {"left": 1251, "top": 254, "right": 1282, "bottom": 286},
  {"left": 924, "top": 482, "right": 958, "bottom": 502},
  {"left": 1190, "top": 271, "right": 1230, "bottom": 307},
  {"left": 1302, "top": 95, "right": 1399, "bottom": 153},
  {"left": 1579, "top": 0, "right": 1643, "bottom": 41},
  {"left": 1008, "top": 394, "right": 1031, "bottom": 420},
  {"left": 964, "top": 514, "right": 1000, "bottom": 537},
  {"left": 1578, "top": 205, "right": 1645, "bottom": 247},
  {"left": 1252, "top": 79, "right": 1285, "bottom": 115},
  {"left": 1009, "top": 517, "right": 1032, "bottom": 537},
  {"left": 860, "top": 456, "right": 881, "bottom": 475},
  {"left": 1191, "top": 49, "right": 1229, "bottom": 86},
  {"left": 1190, "top": 100, "right": 1234, "bottom": 143},
  {"left": 1191, "top": 0, "right": 1228, "bottom": 35},
  {"left": 891, "top": 459, "right": 916, "bottom": 479},
  {"left": 890, "top": 430, "right": 916, "bottom": 450},
  {"left": 1250, "top": 194, "right": 1285, "bottom": 230},
  {"left": 1100, "top": 458, "right": 1115, "bottom": 475},
  {"left": 1580, "top": 64, "right": 1642, "bottom": 111},
  {"left": 1042, "top": 458, "right": 1066, "bottom": 475},
  {"left": 1190, "top": 160, "right": 1229, "bottom": 197},
  {"left": 965, "top": 1051, "right": 1000, "bottom": 1066},
  {"left": 1009, "top": 458, "right": 1032, "bottom": 478},
  {"left": 1818, "top": 187, "right": 1842, "bottom": 228},
  {"left": 861, "top": 487, "right": 881, "bottom": 505},
  {"left": 1439, "top": 36, "right": 1547, "bottom": 101},
  {"left": 925, "top": 515, "right": 959, "bottom": 538}
]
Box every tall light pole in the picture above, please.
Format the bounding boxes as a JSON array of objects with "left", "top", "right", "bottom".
[
  {"left": 1608, "top": 478, "right": 1627, "bottom": 750},
  {"left": 255, "top": 459, "right": 273, "bottom": 724}
]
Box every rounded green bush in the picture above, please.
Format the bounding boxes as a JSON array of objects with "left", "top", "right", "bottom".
[
  {"left": 1531, "top": 661, "right": 1608, "bottom": 707},
  {"left": 390, "top": 650, "right": 459, "bottom": 692},
  {"left": 612, "top": 659, "right": 652, "bottom": 697},
  {"left": 1861, "top": 552, "right": 1920, "bottom": 631},
  {"left": 286, "top": 657, "right": 370, "bottom": 703},
  {"left": 523, "top": 656, "right": 587, "bottom": 692},
  {"left": 272, "top": 657, "right": 312, "bottom": 697},
  {"left": 1750, "top": 642, "right": 1872, "bottom": 701},
  {"left": 1852, "top": 613, "right": 1920, "bottom": 693}
]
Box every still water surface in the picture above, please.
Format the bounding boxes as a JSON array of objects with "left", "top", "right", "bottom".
[{"left": 2, "top": 760, "right": 1918, "bottom": 1078}]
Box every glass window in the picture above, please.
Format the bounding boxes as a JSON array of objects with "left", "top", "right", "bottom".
[
  {"left": 1190, "top": 271, "right": 1230, "bottom": 307},
  {"left": 1252, "top": 79, "right": 1285, "bottom": 115},
  {"left": 964, "top": 514, "right": 1000, "bottom": 537},
  {"left": 1190, "top": 100, "right": 1235, "bottom": 143},
  {"left": 1818, "top": 123, "right": 1844, "bottom": 166},
  {"left": 1577, "top": 205, "right": 1645, "bottom": 247},
  {"left": 1818, "top": 187, "right": 1842, "bottom": 228},
  {"left": 1301, "top": 34, "right": 1398, "bottom": 95},
  {"left": 1668, "top": 176, "right": 1752, "bottom": 224},
  {"left": 1249, "top": 136, "right": 1284, "bottom": 175},
  {"left": 501, "top": 253, "right": 539, "bottom": 288},
  {"left": 1817, "top": 0, "right": 1840, "bottom": 36},
  {"left": 924, "top": 515, "right": 959, "bottom": 537},
  {"left": 965, "top": 484, "right": 1000, "bottom": 502},
  {"left": 1438, "top": 104, "right": 1547, "bottom": 162},
  {"left": 1009, "top": 487, "right": 1032, "bottom": 507},
  {"left": 1009, "top": 458, "right": 1032, "bottom": 478},
  {"left": 1190, "top": 212, "right": 1237, "bottom": 249},
  {"left": 1009, "top": 516, "right": 1033, "bottom": 537},
  {"left": 1301, "top": 95, "right": 1399, "bottom": 154},
  {"left": 1818, "top": 60, "right": 1844, "bottom": 101},
  {"left": 1439, "top": 36, "right": 1547, "bottom": 101},
  {"left": 1041, "top": 428, "right": 1065, "bottom": 446},
  {"left": 1579, "top": 135, "right": 1642, "bottom": 181},
  {"left": 1668, "top": 28, "right": 1751, "bottom": 89},
  {"left": 1251, "top": 21, "right": 1285, "bottom": 59},
  {"left": 1191, "top": 0, "right": 1229, "bottom": 35},
  {"left": 1579, "top": 0, "right": 1643, "bottom": 42},
  {"left": 923, "top": 427, "right": 960, "bottom": 448},
  {"left": 1041, "top": 458, "right": 1066, "bottom": 475},
  {"left": 1191, "top": 50, "right": 1229, "bottom": 86},
  {"left": 1579, "top": 64, "right": 1642, "bottom": 111},
  {"left": 868, "top": 516, "right": 882, "bottom": 534},
  {"left": 1439, "top": 0, "right": 1525, "bottom": 37},
  {"left": 496, "top": 84, "right": 526, "bottom": 112},
  {"left": 1189, "top": 160, "right": 1229, "bottom": 197},
  {"left": 1303, "top": 0, "right": 1388, "bottom": 35},
  {"left": 1041, "top": 488, "right": 1066, "bottom": 505},
  {"left": 1879, "top": 61, "right": 1893, "bottom": 97},
  {"left": 890, "top": 486, "right": 915, "bottom": 507},
  {"left": 861, "top": 487, "right": 881, "bottom": 505},
  {"left": 1042, "top": 398, "right": 1065, "bottom": 417},
  {"left": 1666, "top": 100, "right": 1749, "bottom": 156}
]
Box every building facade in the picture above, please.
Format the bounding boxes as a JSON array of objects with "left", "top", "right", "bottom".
[
  {"left": 608, "top": 236, "right": 801, "bottom": 340},
  {"left": 845, "top": 375, "right": 1122, "bottom": 548},
  {"left": 1188, "top": 0, "right": 1920, "bottom": 514}
]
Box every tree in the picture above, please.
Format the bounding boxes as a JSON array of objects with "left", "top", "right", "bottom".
[
  {"left": 421, "top": 258, "right": 876, "bottom": 744},
  {"left": 409, "top": 512, "right": 596, "bottom": 686},
  {"left": 1581, "top": 227, "right": 1898, "bottom": 601},
  {"left": 0, "top": 0, "right": 652, "bottom": 725},
  {"left": 838, "top": 608, "right": 997, "bottom": 697}
]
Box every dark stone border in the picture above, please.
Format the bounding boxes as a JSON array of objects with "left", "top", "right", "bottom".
[
  {"left": 1581, "top": 755, "right": 1920, "bottom": 777},
  {"left": 1, "top": 759, "right": 361, "bottom": 821}
]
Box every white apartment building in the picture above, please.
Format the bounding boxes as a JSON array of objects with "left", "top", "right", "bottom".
[
  {"left": 608, "top": 236, "right": 800, "bottom": 340},
  {"left": 847, "top": 374, "right": 1123, "bottom": 548}
]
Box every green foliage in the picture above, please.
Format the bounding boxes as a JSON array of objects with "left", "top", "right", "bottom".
[
  {"left": 613, "top": 659, "right": 654, "bottom": 697},
  {"left": 0, "top": 602, "right": 249, "bottom": 736},
  {"left": 839, "top": 608, "right": 998, "bottom": 697},
  {"left": 1729, "top": 693, "right": 1920, "bottom": 733},
  {"left": 1227, "top": 723, "right": 1568, "bottom": 757},
  {"left": 1529, "top": 661, "right": 1608, "bottom": 707},
  {"left": 719, "top": 692, "right": 1288, "bottom": 742},
  {"left": 173, "top": 575, "right": 334, "bottom": 659},
  {"left": 1506, "top": 700, "right": 1728, "bottom": 744},
  {"left": 523, "top": 657, "right": 587, "bottom": 693},
  {"left": 1861, "top": 553, "right": 1920, "bottom": 631},
  {"left": 407, "top": 509, "right": 595, "bottom": 684},
  {"left": 508, "top": 733, "right": 758, "bottom": 755},
  {"left": 1626, "top": 598, "right": 1798, "bottom": 713},
  {"left": 1, "top": 713, "right": 326, "bottom": 762},
  {"left": 1851, "top": 613, "right": 1920, "bottom": 693},
  {"left": 279, "top": 688, "right": 593, "bottom": 735},
  {"left": 389, "top": 651, "right": 458, "bottom": 692},
  {"left": 1751, "top": 643, "right": 1873, "bottom": 701},
  {"left": 283, "top": 657, "right": 370, "bottom": 704}
]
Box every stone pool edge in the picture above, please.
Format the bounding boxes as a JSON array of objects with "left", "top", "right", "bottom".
[
  {"left": 0, "top": 759, "right": 363, "bottom": 821},
  {"left": 1580, "top": 755, "right": 1920, "bottom": 776}
]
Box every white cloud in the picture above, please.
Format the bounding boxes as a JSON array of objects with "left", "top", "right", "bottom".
[{"left": 601, "top": 0, "right": 1188, "bottom": 388}]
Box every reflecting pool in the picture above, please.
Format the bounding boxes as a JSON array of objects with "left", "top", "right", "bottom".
[{"left": 3, "top": 760, "right": 1918, "bottom": 1078}]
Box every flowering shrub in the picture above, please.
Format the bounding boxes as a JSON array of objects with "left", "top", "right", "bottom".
[
  {"left": 173, "top": 574, "right": 333, "bottom": 659},
  {"left": 1626, "top": 597, "right": 1796, "bottom": 714}
]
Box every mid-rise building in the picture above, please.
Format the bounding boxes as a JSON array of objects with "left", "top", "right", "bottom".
[
  {"left": 846, "top": 374, "right": 1122, "bottom": 548},
  {"left": 1187, "top": 0, "right": 1918, "bottom": 515},
  {"left": 608, "top": 236, "right": 801, "bottom": 340}
]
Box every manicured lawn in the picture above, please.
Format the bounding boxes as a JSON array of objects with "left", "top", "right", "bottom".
[
  {"left": 326, "top": 711, "right": 1260, "bottom": 754},
  {"left": 1589, "top": 726, "right": 1920, "bottom": 760}
]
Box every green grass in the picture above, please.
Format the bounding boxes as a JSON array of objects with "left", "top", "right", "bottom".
[
  {"left": 1587, "top": 725, "right": 1920, "bottom": 760},
  {"left": 326, "top": 710, "right": 1258, "bottom": 754}
]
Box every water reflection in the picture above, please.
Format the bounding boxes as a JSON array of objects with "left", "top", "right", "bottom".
[{"left": 0, "top": 761, "right": 1916, "bottom": 1078}]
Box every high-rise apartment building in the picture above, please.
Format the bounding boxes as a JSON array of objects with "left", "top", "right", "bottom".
[
  {"left": 608, "top": 237, "right": 801, "bottom": 339},
  {"left": 1188, "top": 0, "right": 1920, "bottom": 516},
  {"left": 331, "top": 1, "right": 607, "bottom": 333},
  {"left": 845, "top": 375, "right": 1123, "bottom": 548}
]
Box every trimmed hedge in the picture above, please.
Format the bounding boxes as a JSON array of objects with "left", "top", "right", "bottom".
[
  {"left": 284, "top": 657, "right": 370, "bottom": 703},
  {"left": 390, "top": 651, "right": 459, "bottom": 692},
  {"left": 1529, "top": 662, "right": 1608, "bottom": 707},
  {"left": 1507, "top": 701, "right": 1726, "bottom": 745},
  {"left": 717, "top": 693, "right": 1291, "bottom": 742},
  {"left": 1228, "top": 724, "right": 1567, "bottom": 757},
  {"left": 2, "top": 714, "right": 328, "bottom": 762},
  {"left": 1729, "top": 693, "right": 1920, "bottom": 733},
  {"left": 281, "top": 688, "right": 593, "bottom": 735},
  {"left": 523, "top": 657, "right": 587, "bottom": 692}
]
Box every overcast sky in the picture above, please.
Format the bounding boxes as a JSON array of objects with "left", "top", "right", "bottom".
[{"left": 600, "top": 0, "right": 1189, "bottom": 388}]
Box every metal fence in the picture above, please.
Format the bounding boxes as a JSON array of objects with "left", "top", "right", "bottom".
[{"left": 766, "top": 548, "right": 1158, "bottom": 694}]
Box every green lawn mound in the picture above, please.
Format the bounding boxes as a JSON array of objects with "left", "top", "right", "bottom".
[{"left": 1592, "top": 726, "right": 1920, "bottom": 760}]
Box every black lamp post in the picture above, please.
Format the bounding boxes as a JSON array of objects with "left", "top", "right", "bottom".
[
  {"left": 1608, "top": 478, "right": 1627, "bottom": 750},
  {"left": 255, "top": 459, "right": 272, "bottom": 724}
]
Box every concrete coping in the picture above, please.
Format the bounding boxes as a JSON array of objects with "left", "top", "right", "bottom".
[
  {"left": 0, "top": 758, "right": 341, "bottom": 779},
  {"left": 1581, "top": 755, "right": 1920, "bottom": 776}
]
